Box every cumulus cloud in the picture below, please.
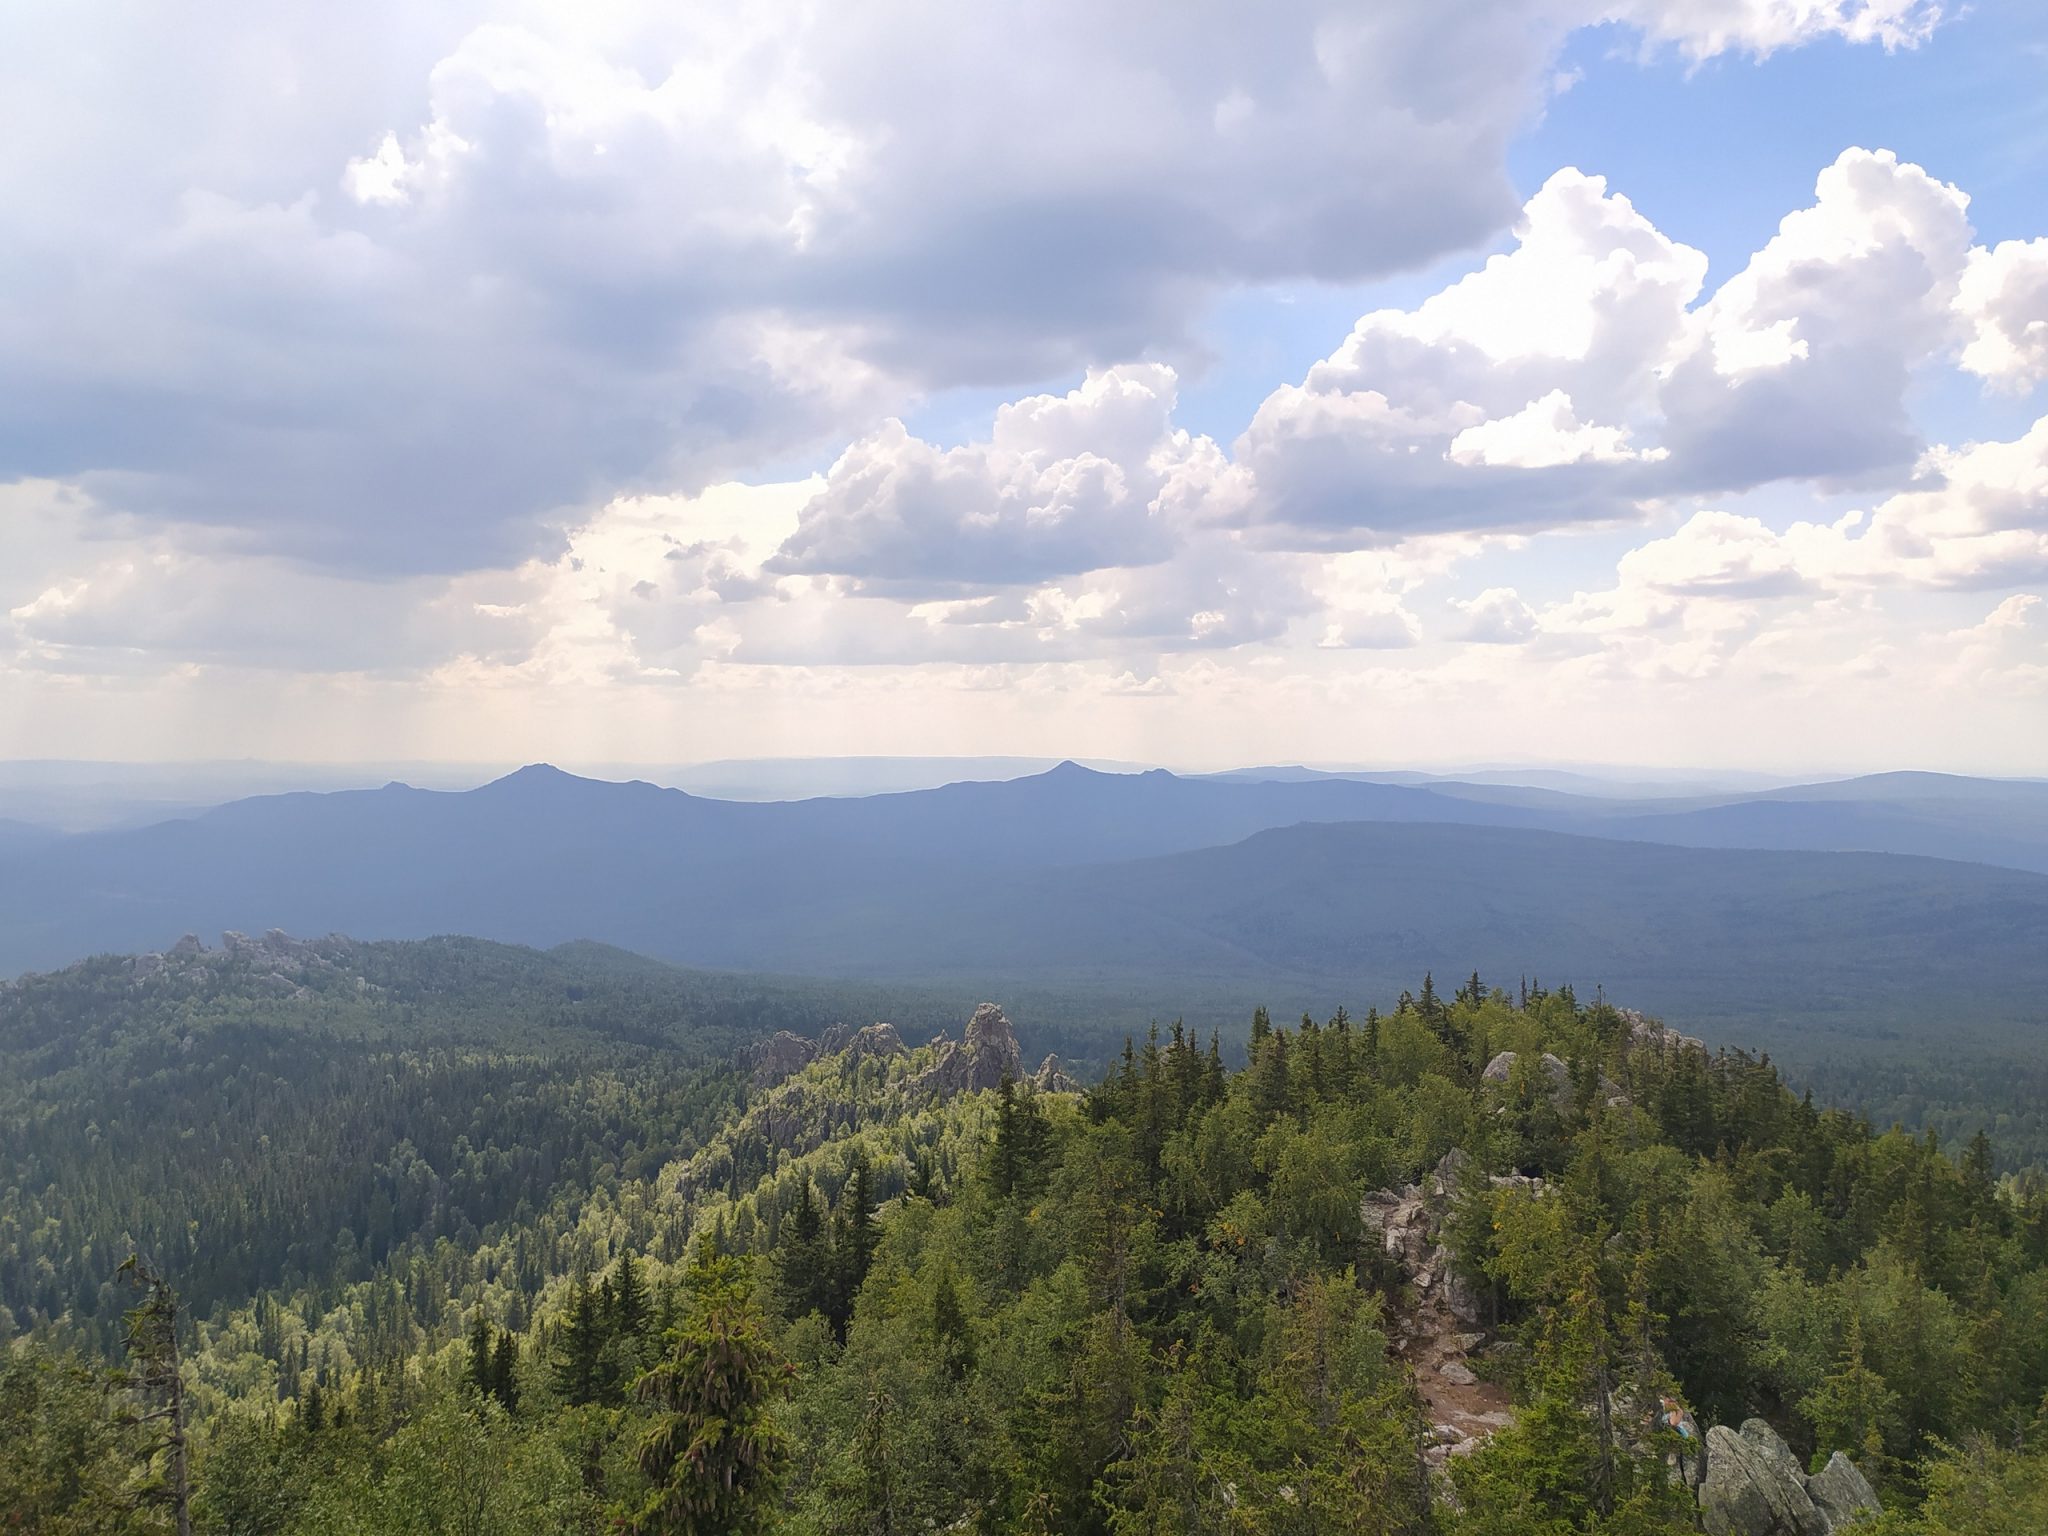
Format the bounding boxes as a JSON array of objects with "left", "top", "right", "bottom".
[
  {"left": 1957, "top": 239, "right": 2048, "bottom": 392},
  {"left": 0, "top": 1, "right": 1958, "bottom": 580},
  {"left": 1657, "top": 148, "right": 1973, "bottom": 491},
  {"left": 1452, "top": 587, "right": 1541, "bottom": 643},
  {"left": 1231, "top": 149, "right": 1986, "bottom": 548},
  {"left": 770, "top": 367, "right": 1205, "bottom": 594}
]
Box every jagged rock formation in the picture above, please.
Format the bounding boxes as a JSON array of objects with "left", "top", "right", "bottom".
[
  {"left": 1699, "top": 1420, "right": 1878, "bottom": 1535},
  {"left": 1031, "top": 1053, "right": 1082, "bottom": 1094},
  {"left": 912, "top": 1003, "right": 1022, "bottom": 1095},
  {"left": 848, "top": 1022, "right": 907, "bottom": 1060},
  {"left": 123, "top": 929, "right": 364, "bottom": 998},
  {"left": 740, "top": 1030, "right": 819, "bottom": 1089},
  {"left": 671, "top": 1002, "right": 1045, "bottom": 1199}
]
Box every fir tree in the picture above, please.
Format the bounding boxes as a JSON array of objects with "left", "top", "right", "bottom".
[
  {"left": 467, "top": 1309, "right": 494, "bottom": 1402},
  {"left": 552, "top": 1267, "right": 607, "bottom": 1407},
  {"left": 616, "top": 1253, "right": 793, "bottom": 1536},
  {"left": 490, "top": 1329, "right": 519, "bottom": 1414},
  {"left": 612, "top": 1250, "right": 651, "bottom": 1341}
]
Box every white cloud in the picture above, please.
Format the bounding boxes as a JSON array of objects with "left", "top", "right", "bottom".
[
  {"left": 1657, "top": 148, "right": 1973, "bottom": 491},
  {"left": 1603, "top": 0, "right": 1943, "bottom": 59},
  {"left": 1957, "top": 239, "right": 2048, "bottom": 393},
  {"left": 0, "top": 2, "right": 1954, "bottom": 581},
  {"left": 1233, "top": 149, "right": 1985, "bottom": 548},
  {"left": 1447, "top": 390, "right": 1659, "bottom": 468},
  {"left": 1452, "top": 587, "right": 1540, "bottom": 643},
  {"left": 770, "top": 366, "right": 1205, "bottom": 593}
]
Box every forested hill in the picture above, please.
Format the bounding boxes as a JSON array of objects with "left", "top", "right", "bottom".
[
  {"left": 6, "top": 950, "right": 2048, "bottom": 1533},
  {"left": 4, "top": 768, "right": 2047, "bottom": 1084}
]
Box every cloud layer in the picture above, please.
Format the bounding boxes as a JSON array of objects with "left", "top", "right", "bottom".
[{"left": 1, "top": 2, "right": 2040, "bottom": 771}]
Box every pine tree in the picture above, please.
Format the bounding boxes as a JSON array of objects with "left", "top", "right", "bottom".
[
  {"left": 991, "top": 1073, "right": 1023, "bottom": 1199},
  {"left": 779, "top": 1176, "right": 827, "bottom": 1320},
  {"left": 931, "top": 1265, "right": 975, "bottom": 1381},
  {"left": 858, "top": 1388, "right": 897, "bottom": 1536},
  {"left": 300, "top": 1379, "right": 325, "bottom": 1435}
]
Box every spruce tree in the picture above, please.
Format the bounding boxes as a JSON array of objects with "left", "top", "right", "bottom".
[
  {"left": 612, "top": 1251, "right": 651, "bottom": 1341},
  {"left": 779, "top": 1177, "right": 827, "bottom": 1319},
  {"left": 467, "top": 1310, "right": 494, "bottom": 1401},
  {"left": 490, "top": 1329, "right": 520, "bottom": 1414},
  {"left": 552, "top": 1267, "right": 606, "bottom": 1407},
  {"left": 616, "top": 1253, "right": 793, "bottom": 1536}
]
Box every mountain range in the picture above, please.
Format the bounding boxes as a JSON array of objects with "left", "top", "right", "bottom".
[{"left": 1, "top": 761, "right": 2044, "bottom": 1065}]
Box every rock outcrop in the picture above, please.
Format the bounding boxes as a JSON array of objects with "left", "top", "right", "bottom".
[
  {"left": 1031, "top": 1053, "right": 1082, "bottom": 1094},
  {"left": 847, "top": 1022, "right": 907, "bottom": 1060},
  {"left": 1362, "top": 1151, "right": 1514, "bottom": 1472},
  {"left": 1698, "top": 1420, "right": 1877, "bottom": 1536},
  {"left": 740, "top": 1030, "right": 819, "bottom": 1088},
  {"left": 1621, "top": 1008, "right": 1705, "bottom": 1054},
  {"left": 1805, "top": 1452, "right": 1882, "bottom": 1529},
  {"left": 913, "top": 1003, "right": 1023, "bottom": 1096}
]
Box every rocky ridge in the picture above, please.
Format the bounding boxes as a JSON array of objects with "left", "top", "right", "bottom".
[{"left": 1699, "top": 1421, "right": 1880, "bottom": 1536}]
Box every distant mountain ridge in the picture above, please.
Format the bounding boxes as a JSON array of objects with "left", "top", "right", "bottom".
[{"left": 2, "top": 762, "right": 2046, "bottom": 1068}]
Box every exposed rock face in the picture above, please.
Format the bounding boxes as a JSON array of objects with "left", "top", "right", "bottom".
[
  {"left": 1621, "top": 1008, "right": 1706, "bottom": 1054},
  {"left": 1696, "top": 1419, "right": 1875, "bottom": 1536},
  {"left": 913, "top": 1003, "right": 1023, "bottom": 1096},
  {"left": 170, "top": 933, "right": 207, "bottom": 957},
  {"left": 1804, "top": 1452, "right": 1881, "bottom": 1530},
  {"left": 741, "top": 1030, "right": 819, "bottom": 1089},
  {"left": 1031, "top": 1053, "right": 1082, "bottom": 1094},
  {"left": 847, "top": 1022, "right": 906, "bottom": 1060}
]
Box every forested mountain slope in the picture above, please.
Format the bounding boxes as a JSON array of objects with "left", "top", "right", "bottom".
[
  {"left": 6, "top": 956, "right": 2046, "bottom": 1534},
  {"left": 3, "top": 770, "right": 2045, "bottom": 1090},
  {"left": 7, "top": 763, "right": 2048, "bottom": 986}
]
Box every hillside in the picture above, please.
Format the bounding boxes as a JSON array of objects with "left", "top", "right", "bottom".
[{"left": 7, "top": 951, "right": 2046, "bottom": 1534}]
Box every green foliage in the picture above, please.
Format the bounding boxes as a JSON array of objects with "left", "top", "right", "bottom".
[
  {"left": 616, "top": 1253, "right": 793, "bottom": 1536},
  {"left": 7, "top": 947, "right": 2048, "bottom": 1534},
  {"left": 0, "top": 1347, "right": 170, "bottom": 1534}
]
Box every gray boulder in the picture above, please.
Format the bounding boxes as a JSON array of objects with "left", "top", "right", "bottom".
[
  {"left": 1699, "top": 1420, "right": 1826, "bottom": 1536},
  {"left": 1805, "top": 1452, "right": 1881, "bottom": 1529}
]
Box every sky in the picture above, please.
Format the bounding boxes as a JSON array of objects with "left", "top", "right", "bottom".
[{"left": 2, "top": 0, "right": 2045, "bottom": 775}]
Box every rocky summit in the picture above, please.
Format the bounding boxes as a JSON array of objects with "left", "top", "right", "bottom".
[{"left": 1700, "top": 1419, "right": 1880, "bottom": 1536}]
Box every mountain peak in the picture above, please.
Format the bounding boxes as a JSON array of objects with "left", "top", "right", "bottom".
[{"left": 479, "top": 763, "right": 588, "bottom": 794}]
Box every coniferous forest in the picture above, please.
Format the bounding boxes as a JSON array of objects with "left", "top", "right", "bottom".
[{"left": 4, "top": 936, "right": 2047, "bottom": 1534}]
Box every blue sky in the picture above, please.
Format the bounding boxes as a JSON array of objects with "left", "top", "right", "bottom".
[{"left": 1, "top": 1, "right": 2043, "bottom": 773}]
